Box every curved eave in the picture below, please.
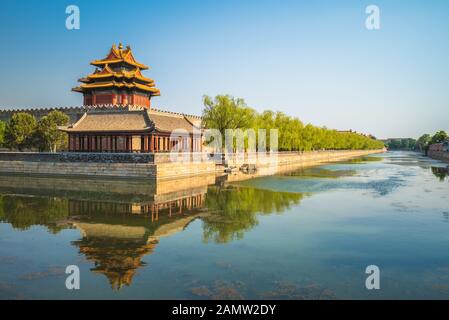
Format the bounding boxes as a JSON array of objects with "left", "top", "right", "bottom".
[
  {"left": 90, "top": 59, "right": 149, "bottom": 70},
  {"left": 87, "top": 73, "right": 155, "bottom": 84},
  {"left": 60, "top": 128, "right": 154, "bottom": 133},
  {"left": 73, "top": 82, "right": 160, "bottom": 94},
  {"left": 153, "top": 127, "right": 192, "bottom": 135},
  {"left": 134, "top": 83, "right": 161, "bottom": 94},
  {"left": 72, "top": 87, "right": 84, "bottom": 93},
  {"left": 78, "top": 77, "right": 92, "bottom": 83}
]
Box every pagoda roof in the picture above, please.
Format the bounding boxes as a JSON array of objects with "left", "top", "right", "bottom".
[
  {"left": 90, "top": 43, "right": 149, "bottom": 70},
  {"left": 80, "top": 65, "right": 155, "bottom": 84},
  {"left": 72, "top": 81, "right": 160, "bottom": 95},
  {"left": 73, "top": 43, "right": 160, "bottom": 96}
]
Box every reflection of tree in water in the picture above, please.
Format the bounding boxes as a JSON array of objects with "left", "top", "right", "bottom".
[
  {"left": 0, "top": 195, "right": 69, "bottom": 233},
  {"left": 282, "top": 167, "right": 356, "bottom": 179},
  {"left": 340, "top": 156, "right": 383, "bottom": 164},
  {"left": 431, "top": 167, "right": 449, "bottom": 182},
  {"left": 203, "top": 186, "right": 304, "bottom": 243}
]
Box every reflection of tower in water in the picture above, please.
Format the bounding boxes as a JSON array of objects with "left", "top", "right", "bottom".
[
  {"left": 69, "top": 190, "right": 207, "bottom": 290},
  {"left": 72, "top": 234, "right": 156, "bottom": 290}
]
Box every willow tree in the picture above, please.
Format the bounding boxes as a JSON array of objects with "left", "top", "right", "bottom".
[
  {"left": 202, "top": 95, "right": 255, "bottom": 150},
  {"left": 202, "top": 94, "right": 385, "bottom": 152}
]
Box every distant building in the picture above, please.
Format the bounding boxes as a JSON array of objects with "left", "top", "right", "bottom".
[
  {"left": 428, "top": 142, "right": 448, "bottom": 152},
  {"left": 443, "top": 140, "right": 449, "bottom": 152}
]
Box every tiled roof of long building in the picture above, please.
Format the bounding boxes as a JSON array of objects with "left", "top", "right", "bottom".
[{"left": 58, "top": 106, "right": 202, "bottom": 133}]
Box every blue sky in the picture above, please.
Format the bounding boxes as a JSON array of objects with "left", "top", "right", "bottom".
[{"left": 0, "top": 0, "right": 448, "bottom": 139}]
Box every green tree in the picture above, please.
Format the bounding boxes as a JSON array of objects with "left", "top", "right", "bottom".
[
  {"left": 5, "top": 112, "right": 37, "bottom": 151},
  {"left": 430, "top": 130, "right": 448, "bottom": 145},
  {"left": 254, "top": 110, "right": 277, "bottom": 150},
  {"left": 0, "top": 121, "right": 6, "bottom": 147},
  {"left": 385, "top": 138, "right": 417, "bottom": 150},
  {"left": 415, "top": 134, "right": 431, "bottom": 152},
  {"left": 202, "top": 95, "right": 255, "bottom": 149},
  {"left": 35, "top": 110, "right": 69, "bottom": 152},
  {"left": 202, "top": 94, "right": 385, "bottom": 152}
]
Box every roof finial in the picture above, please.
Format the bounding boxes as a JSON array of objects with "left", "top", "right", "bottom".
[{"left": 118, "top": 42, "right": 123, "bottom": 50}]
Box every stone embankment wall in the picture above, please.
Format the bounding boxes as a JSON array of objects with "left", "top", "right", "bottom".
[
  {"left": 428, "top": 150, "right": 449, "bottom": 163},
  {"left": 0, "top": 173, "right": 216, "bottom": 203},
  {"left": 0, "top": 152, "right": 154, "bottom": 163},
  {"left": 4, "top": 161, "right": 157, "bottom": 178},
  {"left": 0, "top": 152, "right": 214, "bottom": 180},
  {"left": 225, "top": 149, "right": 386, "bottom": 182},
  {"left": 0, "top": 149, "right": 385, "bottom": 180},
  {"left": 224, "top": 149, "right": 385, "bottom": 168}
]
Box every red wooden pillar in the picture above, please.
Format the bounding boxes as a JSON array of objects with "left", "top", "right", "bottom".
[
  {"left": 69, "top": 135, "right": 73, "bottom": 151},
  {"left": 144, "top": 136, "right": 148, "bottom": 153},
  {"left": 150, "top": 135, "right": 155, "bottom": 152},
  {"left": 84, "top": 136, "right": 88, "bottom": 151},
  {"left": 91, "top": 136, "right": 95, "bottom": 152}
]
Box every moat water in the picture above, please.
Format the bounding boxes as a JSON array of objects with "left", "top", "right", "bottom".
[{"left": 1, "top": 151, "right": 449, "bottom": 299}]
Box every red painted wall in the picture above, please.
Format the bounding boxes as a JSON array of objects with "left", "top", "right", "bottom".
[{"left": 83, "top": 93, "right": 151, "bottom": 108}]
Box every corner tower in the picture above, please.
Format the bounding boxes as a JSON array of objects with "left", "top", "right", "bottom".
[{"left": 72, "top": 43, "right": 160, "bottom": 108}]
